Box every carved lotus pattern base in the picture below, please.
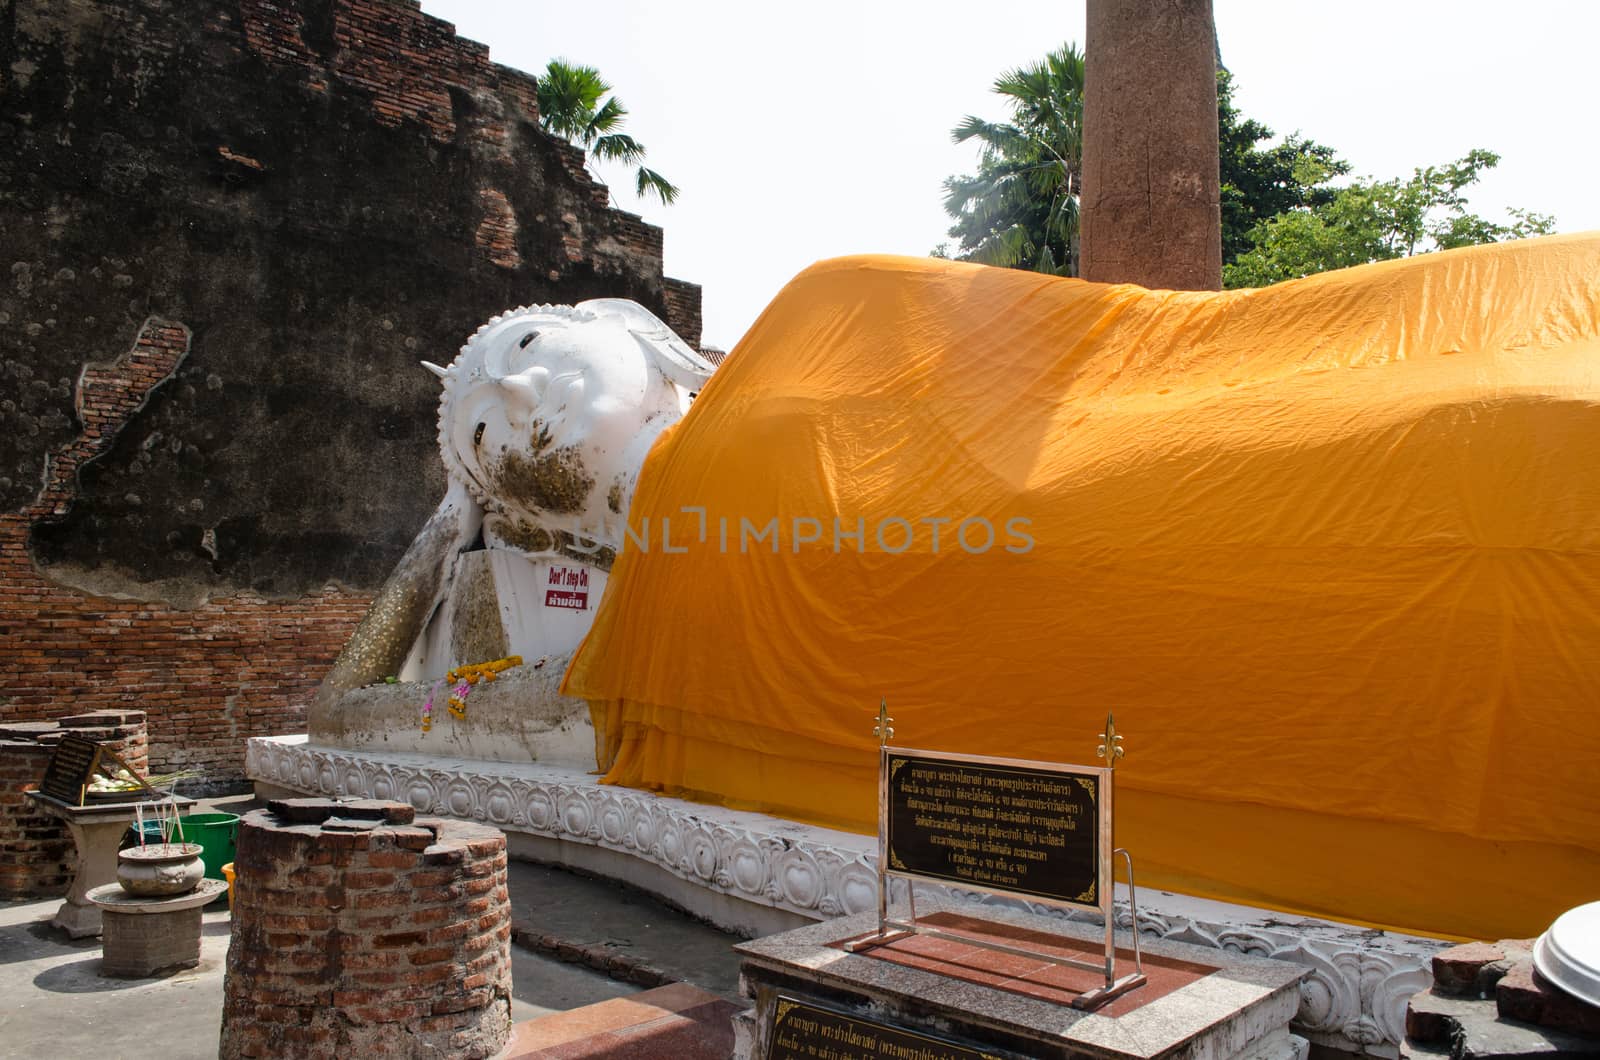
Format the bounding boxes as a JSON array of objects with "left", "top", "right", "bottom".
[{"left": 245, "top": 738, "right": 877, "bottom": 924}]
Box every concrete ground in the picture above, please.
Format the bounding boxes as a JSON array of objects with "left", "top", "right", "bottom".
[
  {"left": 0, "top": 795, "right": 747, "bottom": 1059},
  {"left": 506, "top": 861, "right": 745, "bottom": 1000},
  {"left": 0, "top": 891, "right": 640, "bottom": 1059}
]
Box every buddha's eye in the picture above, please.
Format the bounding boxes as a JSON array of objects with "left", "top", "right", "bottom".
[{"left": 473, "top": 422, "right": 486, "bottom": 447}]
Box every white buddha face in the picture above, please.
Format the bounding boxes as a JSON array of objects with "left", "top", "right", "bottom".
[{"left": 431, "top": 301, "right": 708, "bottom": 549}]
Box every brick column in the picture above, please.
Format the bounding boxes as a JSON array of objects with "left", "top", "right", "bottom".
[{"left": 220, "top": 798, "right": 512, "bottom": 1059}]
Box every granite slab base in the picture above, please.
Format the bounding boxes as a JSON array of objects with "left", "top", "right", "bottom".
[{"left": 734, "top": 902, "right": 1310, "bottom": 1060}]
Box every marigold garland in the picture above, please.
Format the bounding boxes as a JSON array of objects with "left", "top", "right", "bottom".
[
  {"left": 446, "top": 655, "right": 523, "bottom": 686},
  {"left": 421, "top": 656, "right": 523, "bottom": 731},
  {"left": 447, "top": 680, "right": 470, "bottom": 718},
  {"left": 421, "top": 678, "right": 443, "bottom": 733}
]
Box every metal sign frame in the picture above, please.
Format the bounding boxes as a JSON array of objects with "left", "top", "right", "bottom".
[{"left": 845, "top": 703, "right": 1146, "bottom": 1009}]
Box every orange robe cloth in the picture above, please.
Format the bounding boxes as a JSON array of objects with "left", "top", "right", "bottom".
[{"left": 565, "top": 234, "right": 1600, "bottom": 940}]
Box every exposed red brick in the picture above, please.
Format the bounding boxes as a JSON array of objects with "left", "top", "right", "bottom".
[
  {"left": 231, "top": 0, "right": 552, "bottom": 168},
  {"left": 1496, "top": 959, "right": 1600, "bottom": 1037},
  {"left": 662, "top": 277, "right": 704, "bottom": 351},
  {"left": 1432, "top": 940, "right": 1510, "bottom": 998},
  {"left": 474, "top": 188, "right": 522, "bottom": 269},
  {"left": 222, "top": 802, "right": 510, "bottom": 1058}
]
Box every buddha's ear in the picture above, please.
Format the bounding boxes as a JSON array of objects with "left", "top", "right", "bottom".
[{"left": 577, "top": 298, "right": 717, "bottom": 392}]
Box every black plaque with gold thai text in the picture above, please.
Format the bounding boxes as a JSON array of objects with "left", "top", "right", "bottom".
[
  {"left": 38, "top": 735, "right": 102, "bottom": 804},
  {"left": 767, "top": 995, "right": 1003, "bottom": 1060},
  {"left": 885, "top": 752, "right": 1100, "bottom": 906}
]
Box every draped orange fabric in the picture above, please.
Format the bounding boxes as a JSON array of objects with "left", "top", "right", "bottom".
[{"left": 564, "top": 234, "right": 1600, "bottom": 940}]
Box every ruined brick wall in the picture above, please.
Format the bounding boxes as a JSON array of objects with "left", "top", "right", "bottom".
[
  {"left": 662, "top": 278, "right": 707, "bottom": 360},
  {"left": 0, "top": 320, "right": 370, "bottom": 788},
  {"left": 0, "top": 0, "right": 703, "bottom": 786},
  {"left": 0, "top": 709, "right": 150, "bottom": 898},
  {"left": 0, "top": 742, "right": 65, "bottom": 897}
]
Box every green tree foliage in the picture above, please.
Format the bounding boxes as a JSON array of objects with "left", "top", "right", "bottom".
[
  {"left": 940, "top": 50, "right": 1554, "bottom": 286},
  {"left": 1217, "top": 72, "right": 1347, "bottom": 264},
  {"left": 940, "top": 43, "right": 1085, "bottom": 276},
  {"left": 537, "top": 59, "right": 679, "bottom": 205},
  {"left": 939, "top": 52, "right": 1344, "bottom": 277},
  {"left": 1224, "top": 149, "right": 1556, "bottom": 288}
]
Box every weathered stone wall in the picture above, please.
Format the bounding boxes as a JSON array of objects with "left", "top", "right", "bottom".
[
  {"left": 0, "top": 0, "right": 703, "bottom": 785},
  {"left": 0, "top": 319, "right": 372, "bottom": 788}
]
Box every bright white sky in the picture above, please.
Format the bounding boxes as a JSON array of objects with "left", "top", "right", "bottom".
[{"left": 421, "top": 1, "right": 1600, "bottom": 351}]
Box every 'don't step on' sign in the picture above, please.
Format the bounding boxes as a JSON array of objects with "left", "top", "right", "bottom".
[{"left": 544, "top": 565, "right": 590, "bottom": 610}]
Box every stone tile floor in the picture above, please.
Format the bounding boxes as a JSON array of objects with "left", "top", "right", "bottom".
[
  {"left": 0, "top": 799, "right": 747, "bottom": 1059},
  {"left": 0, "top": 889, "right": 648, "bottom": 1059},
  {"left": 506, "top": 861, "right": 745, "bottom": 1000},
  {"left": 502, "top": 982, "right": 740, "bottom": 1058}
]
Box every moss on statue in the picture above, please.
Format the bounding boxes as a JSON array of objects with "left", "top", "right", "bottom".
[
  {"left": 491, "top": 446, "right": 595, "bottom": 515},
  {"left": 449, "top": 557, "right": 510, "bottom": 666}
]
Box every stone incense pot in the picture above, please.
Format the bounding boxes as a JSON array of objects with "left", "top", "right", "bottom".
[{"left": 116, "top": 842, "right": 204, "bottom": 897}]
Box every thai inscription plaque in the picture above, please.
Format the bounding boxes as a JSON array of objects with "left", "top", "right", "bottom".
[
  {"left": 38, "top": 735, "right": 101, "bottom": 804},
  {"left": 767, "top": 995, "right": 1003, "bottom": 1060},
  {"left": 886, "top": 751, "right": 1100, "bottom": 906}
]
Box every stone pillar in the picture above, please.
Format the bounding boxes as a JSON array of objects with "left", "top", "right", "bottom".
[
  {"left": 1080, "top": 0, "right": 1222, "bottom": 290},
  {"left": 220, "top": 798, "right": 512, "bottom": 1059},
  {"left": 89, "top": 878, "right": 228, "bottom": 977}
]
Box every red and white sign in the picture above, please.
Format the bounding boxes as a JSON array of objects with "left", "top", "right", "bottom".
[{"left": 544, "top": 565, "right": 590, "bottom": 610}]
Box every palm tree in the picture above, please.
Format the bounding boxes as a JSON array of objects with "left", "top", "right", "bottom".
[
  {"left": 941, "top": 43, "right": 1084, "bottom": 275},
  {"left": 536, "top": 59, "right": 679, "bottom": 206}
]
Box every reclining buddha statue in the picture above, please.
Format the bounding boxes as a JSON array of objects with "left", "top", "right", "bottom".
[{"left": 306, "top": 298, "right": 716, "bottom": 765}]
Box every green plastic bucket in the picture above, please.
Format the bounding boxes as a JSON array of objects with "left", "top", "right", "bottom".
[{"left": 172, "top": 812, "right": 239, "bottom": 880}]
